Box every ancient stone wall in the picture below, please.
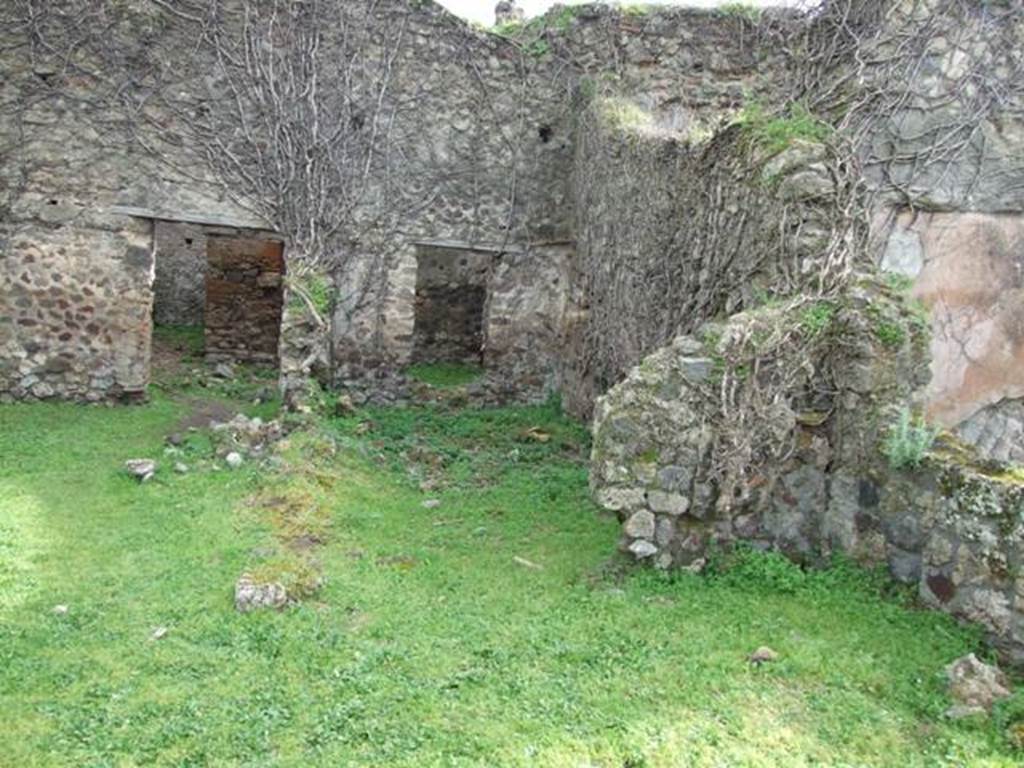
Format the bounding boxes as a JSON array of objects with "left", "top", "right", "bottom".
[
  {"left": 2, "top": 0, "right": 1022, "bottom": 421},
  {"left": 0, "top": 1, "right": 269, "bottom": 402},
  {"left": 0, "top": 219, "right": 154, "bottom": 403},
  {"left": 319, "top": 3, "right": 794, "bottom": 403},
  {"left": 864, "top": 2, "right": 1024, "bottom": 453},
  {"left": 0, "top": 0, "right": 575, "bottom": 402},
  {"left": 0, "top": 19, "right": 159, "bottom": 403}
]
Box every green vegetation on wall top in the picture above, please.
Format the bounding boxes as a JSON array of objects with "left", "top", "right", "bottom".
[
  {"left": 491, "top": 5, "right": 583, "bottom": 56},
  {"left": 718, "top": 2, "right": 763, "bottom": 23},
  {"left": 735, "top": 102, "right": 834, "bottom": 154}
]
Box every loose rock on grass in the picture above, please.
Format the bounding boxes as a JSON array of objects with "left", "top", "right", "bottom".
[
  {"left": 749, "top": 646, "right": 780, "bottom": 666},
  {"left": 944, "top": 654, "right": 1012, "bottom": 719},
  {"left": 234, "top": 575, "right": 288, "bottom": 613},
  {"left": 124, "top": 459, "right": 156, "bottom": 482}
]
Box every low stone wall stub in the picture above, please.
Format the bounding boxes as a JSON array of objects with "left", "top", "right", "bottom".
[{"left": 590, "top": 283, "right": 1024, "bottom": 664}]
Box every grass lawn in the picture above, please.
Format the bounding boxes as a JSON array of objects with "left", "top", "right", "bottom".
[{"left": 0, "top": 389, "right": 1021, "bottom": 766}]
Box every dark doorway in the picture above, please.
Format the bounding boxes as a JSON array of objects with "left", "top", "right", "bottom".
[
  {"left": 205, "top": 236, "right": 285, "bottom": 366},
  {"left": 411, "top": 245, "right": 490, "bottom": 364},
  {"left": 153, "top": 221, "right": 207, "bottom": 327}
]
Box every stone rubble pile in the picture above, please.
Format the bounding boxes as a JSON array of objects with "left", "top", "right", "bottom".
[{"left": 210, "top": 413, "right": 283, "bottom": 461}]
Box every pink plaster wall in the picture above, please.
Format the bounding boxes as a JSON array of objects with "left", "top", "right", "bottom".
[{"left": 883, "top": 211, "right": 1024, "bottom": 427}]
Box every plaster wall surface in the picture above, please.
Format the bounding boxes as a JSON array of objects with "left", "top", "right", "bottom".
[{"left": 886, "top": 212, "right": 1024, "bottom": 428}]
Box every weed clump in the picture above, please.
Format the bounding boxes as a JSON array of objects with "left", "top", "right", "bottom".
[
  {"left": 736, "top": 102, "right": 833, "bottom": 154},
  {"left": 883, "top": 407, "right": 939, "bottom": 469}
]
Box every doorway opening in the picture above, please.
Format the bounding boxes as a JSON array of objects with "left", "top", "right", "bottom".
[
  {"left": 411, "top": 245, "right": 491, "bottom": 365},
  {"left": 204, "top": 235, "right": 285, "bottom": 366},
  {"left": 149, "top": 220, "right": 285, "bottom": 386}
]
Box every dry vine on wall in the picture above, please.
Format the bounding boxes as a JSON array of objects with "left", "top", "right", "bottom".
[
  {"left": 4, "top": 0, "right": 451, "bottom": 332},
  {"left": 705, "top": 0, "right": 1023, "bottom": 507}
]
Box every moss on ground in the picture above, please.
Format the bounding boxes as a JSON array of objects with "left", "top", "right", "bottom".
[{"left": 0, "top": 389, "right": 1021, "bottom": 765}]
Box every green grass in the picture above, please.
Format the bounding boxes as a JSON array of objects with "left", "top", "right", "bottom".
[
  {"left": 0, "top": 392, "right": 1021, "bottom": 766},
  {"left": 405, "top": 362, "right": 483, "bottom": 389}
]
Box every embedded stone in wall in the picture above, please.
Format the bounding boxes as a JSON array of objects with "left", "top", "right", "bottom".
[
  {"left": 958, "top": 399, "right": 1024, "bottom": 466},
  {"left": 205, "top": 236, "right": 285, "bottom": 366}
]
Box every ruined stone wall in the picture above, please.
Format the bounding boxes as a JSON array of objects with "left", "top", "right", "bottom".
[
  {"left": 0, "top": 33, "right": 157, "bottom": 402},
  {"left": 4, "top": 0, "right": 1020, "bottom": 418},
  {"left": 864, "top": 1, "right": 1024, "bottom": 455},
  {"left": 0, "top": 218, "right": 154, "bottom": 403},
  {"left": 326, "top": 4, "right": 792, "bottom": 402},
  {"left": 535, "top": 5, "right": 791, "bottom": 129},
  {"left": 590, "top": 283, "right": 1024, "bottom": 664},
  {"left": 0, "top": 2, "right": 268, "bottom": 402},
  {"left": 324, "top": 4, "right": 575, "bottom": 388},
  {"left": 0, "top": 0, "right": 577, "bottom": 402}
]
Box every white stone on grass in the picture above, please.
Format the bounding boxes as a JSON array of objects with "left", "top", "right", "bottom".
[
  {"left": 234, "top": 575, "right": 288, "bottom": 613},
  {"left": 944, "top": 653, "right": 1011, "bottom": 718},
  {"left": 124, "top": 459, "right": 156, "bottom": 482}
]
